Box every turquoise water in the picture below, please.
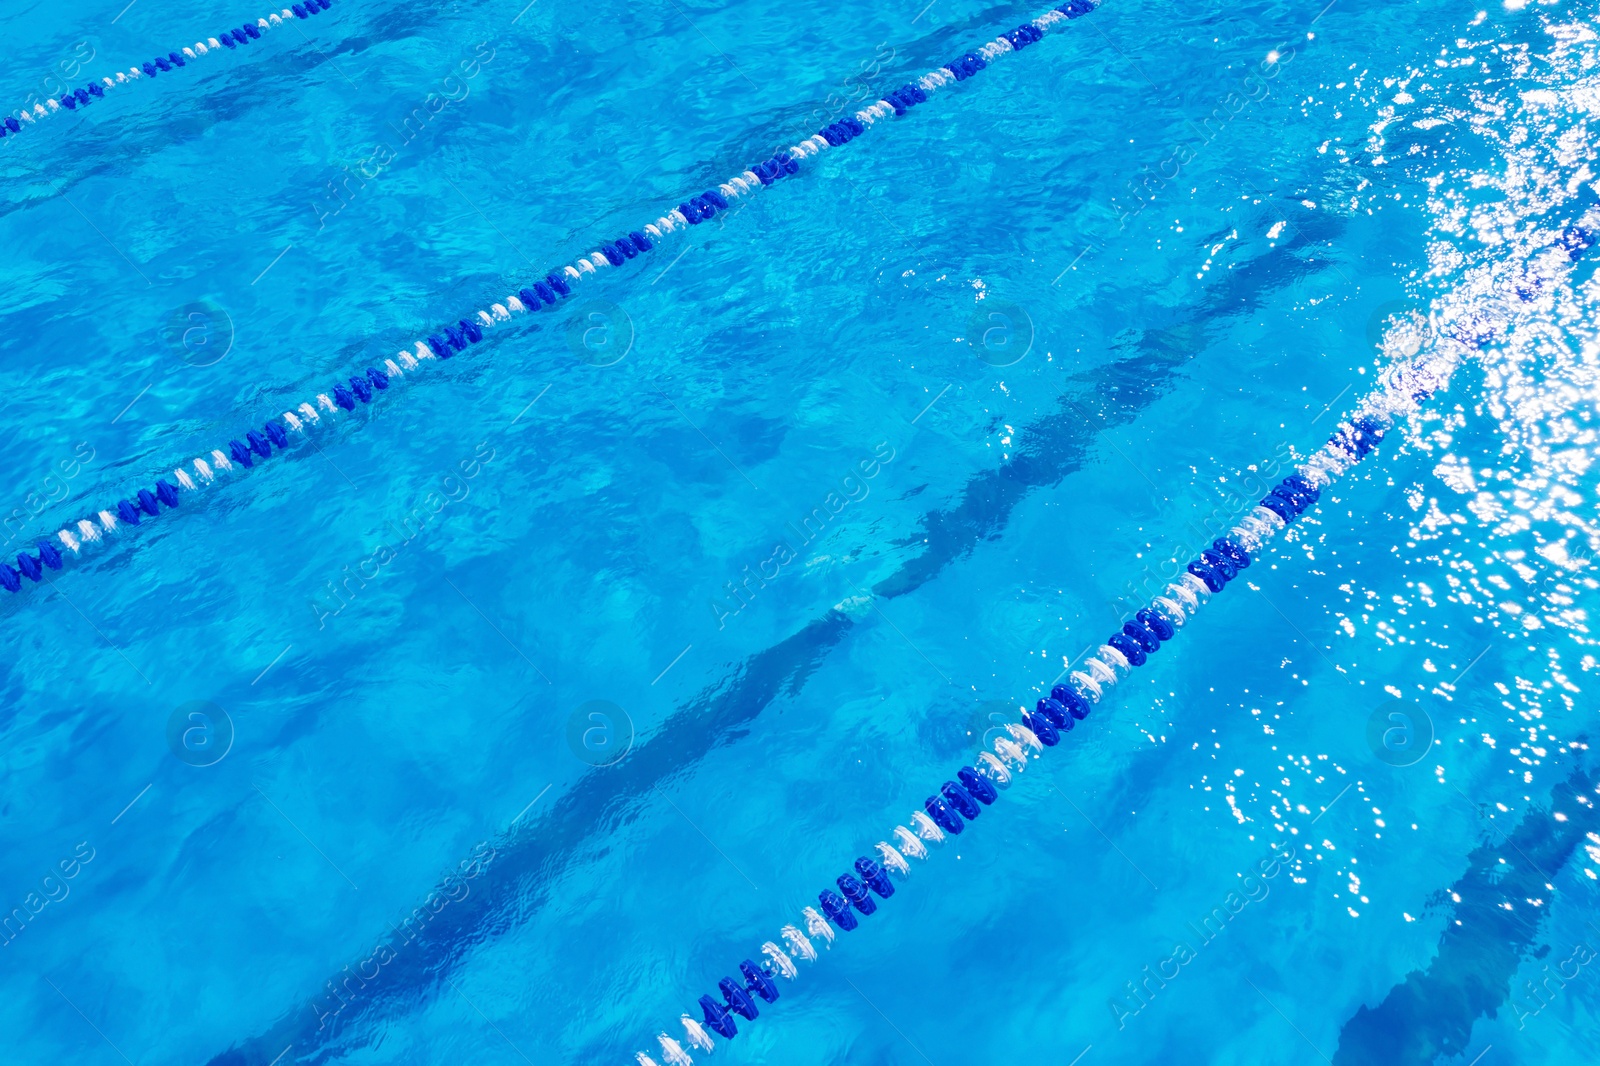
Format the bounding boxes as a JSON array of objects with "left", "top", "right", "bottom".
[{"left": 2, "top": 0, "right": 1599, "bottom": 1064}]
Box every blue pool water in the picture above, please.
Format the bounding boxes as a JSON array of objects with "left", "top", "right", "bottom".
[{"left": 3, "top": 0, "right": 1600, "bottom": 1063}]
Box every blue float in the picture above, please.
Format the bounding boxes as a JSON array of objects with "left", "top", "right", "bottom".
[
  {"left": 36, "top": 540, "right": 63, "bottom": 570},
  {"left": 819, "top": 889, "right": 859, "bottom": 930},
  {"left": 1259, "top": 493, "right": 1294, "bottom": 523},
  {"left": 1034, "top": 696, "right": 1069, "bottom": 728},
  {"left": 1270, "top": 485, "right": 1307, "bottom": 515},
  {"left": 838, "top": 874, "right": 877, "bottom": 915},
  {"left": 854, "top": 856, "right": 896, "bottom": 897},
  {"left": 1211, "top": 537, "right": 1249, "bottom": 570},
  {"left": 1562, "top": 224, "right": 1595, "bottom": 258},
  {"left": 941, "top": 781, "right": 982, "bottom": 820},
  {"left": 1107, "top": 631, "right": 1147, "bottom": 667},
  {"left": 1187, "top": 558, "right": 1225, "bottom": 592},
  {"left": 957, "top": 766, "right": 999, "bottom": 804},
  {"left": 1051, "top": 682, "right": 1092, "bottom": 720},
  {"left": 740, "top": 959, "right": 779, "bottom": 1002},
  {"left": 1136, "top": 606, "right": 1175, "bottom": 641},
  {"left": 698, "top": 995, "right": 737, "bottom": 1038},
  {"left": 719, "top": 977, "right": 759, "bottom": 1020},
  {"left": 1273, "top": 482, "right": 1312, "bottom": 512},
  {"left": 1023, "top": 708, "right": 1060, "bottom": 746},
  {"left": 924, "top": 793, "right": 965, "bottom": 834},
  {"left": 1280, "top": 473, "right": 1319, "bottom": 504},
  {"left": 16, "top": 553, "right": 42, "bottom": 582},
  {"left": 1332, "top": 417, "right": 1386, "bottom": 459},
  {"left": 1123, "top": 616, "right": 1161, "bottom": 653},
  {"left": 1199, "top": 547, "right": 1237, "bottom": 581}
]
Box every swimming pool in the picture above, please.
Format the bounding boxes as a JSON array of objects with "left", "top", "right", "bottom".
[{"left": 2, "top": 0, "right": 1598, "bottom": 1063}]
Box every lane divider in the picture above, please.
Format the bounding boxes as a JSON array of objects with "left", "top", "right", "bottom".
[
  {"left": 630, "top": 181, "right": 1600, "bottom": 1066},
  {"left": 2, "top": 0, "right": 1100, "bottom": 597},
  {"left": 643, "top": 384, "right": 1402, "bottom": 1064},
  {"left": 0, "top": 0, "right": 336, "bottom": 144}
]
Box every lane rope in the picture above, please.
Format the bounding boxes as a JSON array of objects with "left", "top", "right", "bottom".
[
  {"left": 634, "top": 346, "right": 1432, "bottom": 1064},
  {"left": 0, "top": 0, "right": 338, "bottom": 145},
  {"left": 638, "top": 259, "right": 1596, "bottom": 1063},
  {"left": 0, "top": 0, "right": 1101, "bottom": 597},
  {"left": 625, "top": 43, "right": 1600, "bottom": 1066}
]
